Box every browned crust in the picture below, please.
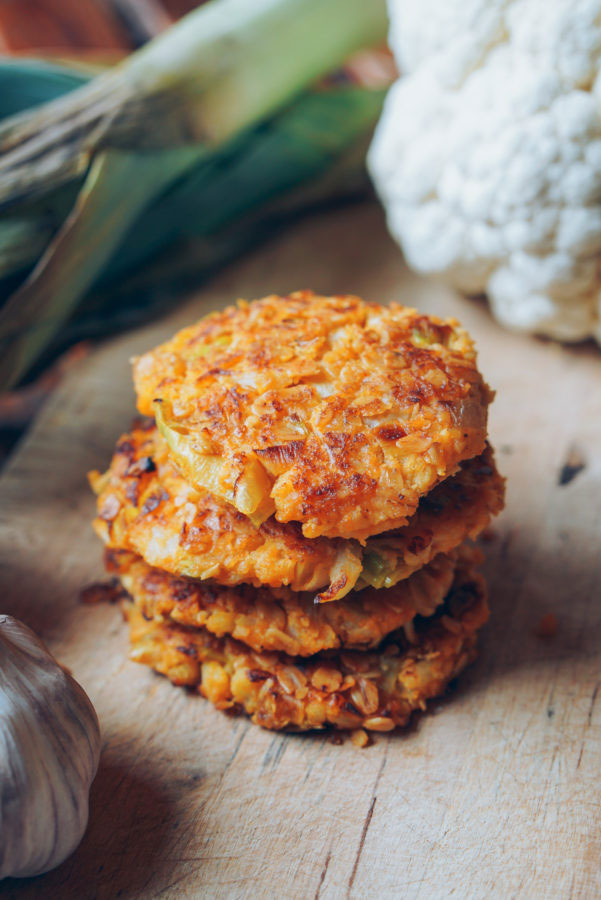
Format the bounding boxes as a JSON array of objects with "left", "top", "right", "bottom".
[
  {"left": 108, "top": 546, "right": 471, "bottom": 657},
  {"left": 123, "top": 556, "right": 488, "bottom": 732},
  {"left": 133, "top": 292, "right": 492, "bottom": 540},
  {"left": 361, "top": 444, "right": 504, "bottom": 588},
  {"left": 90, "top": 420, "right": 353, "bottom": 594},
  {"left": 90, "top": 421, "right": 504, "bottom": 596}
]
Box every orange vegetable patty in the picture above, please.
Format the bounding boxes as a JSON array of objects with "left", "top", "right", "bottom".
[
  {"left": 122, "top": 549, "right": 488, "bottom": 732},
  {"left": 133, "top": 291, "right": 492, "bottom": 540},
  {"left": 90, "top": 421, "right": 504, "bottom": 598},
  {"left": 107, "top": 545, "right": 476, "bottom": 657}
]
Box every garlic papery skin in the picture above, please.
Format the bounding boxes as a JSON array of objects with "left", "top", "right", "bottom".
[{"left": 0, "top": 615, "right": 101, "bottom": 879}]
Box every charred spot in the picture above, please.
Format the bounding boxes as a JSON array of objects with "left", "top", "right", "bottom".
[
  {"left": 315, "top": 575, "right": 347, "bottom": 604},
  {"left": 125, "top": 480, "right": 140, "bottom": 506},
  {"left": 390, "top": 382, "right": 420, "bottom": 407},
  {"left": 133, "top": 416, "right": 155, "bottom": 432},
  {"left": 348, "top": 472, "right": 376, "bottom": 492},
  {"left": 205, "top": 402, "right": 224, "bottom": 420},
  {"left": 103, "top": 547, "right": 131, "bottom": 572},
  {"left": 309, "top": 482, "right": 337, "bottom": 499},
  {"left": 376, "top": 424, "right": 407, "bottom": 442},
  {"left": 176, "top": 644, "right": 198, "bottom": 659},
  {"left": 323, "top": 432, "right": 368, "bottom": 464},
  {"left": 141, "top": 489, "right": 169, "bottom": 516},
  {"left": 126, "top": 456, "right": 156, "bottom": 476},
  {"left": 255, "top": 440, "right": 305, "bottom": 466},
  {"left": 203, "top": 367, "right": 232, "bottom": 378},
  {"left": 115, "top": 439, "right": 135, "bottom": 459},
  {"left": 227, "top": 387, "right": 244, "bottom": 411},
  {"left": 324, "top": 431, "right": 348, "bottom": 450},
  {"left": 248, "top": 346, "right": 270, "bottom": 368},
  {"left": 344, "top": 701, "right": 361, "bottom": 716},
  {"left": 171, "top": 580, "right": 197, "bottom": 603},
  {"left": 248, "top": 668, "right": 272, "bottom": 682}
]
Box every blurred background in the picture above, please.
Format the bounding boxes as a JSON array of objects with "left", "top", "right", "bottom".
[{"left": 1, "top": 1, "right": 234, "bottom": 55}]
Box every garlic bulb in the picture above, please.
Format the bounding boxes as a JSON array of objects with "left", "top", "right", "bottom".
[{"left": 0, "top": 615, "right": 101, "bottom": 879}]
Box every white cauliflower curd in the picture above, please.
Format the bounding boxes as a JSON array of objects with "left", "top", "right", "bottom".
[{"left": 369, "top": 0, "right": 601, "bottom": 344}]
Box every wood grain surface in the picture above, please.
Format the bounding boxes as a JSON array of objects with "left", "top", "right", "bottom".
[{"left": 1, "top": 201, "right": 600, "bottom": 899}]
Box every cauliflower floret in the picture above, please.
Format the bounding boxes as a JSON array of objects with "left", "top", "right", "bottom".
[{"left": 369, "top": 0, "right": 601, "bottom": 344}]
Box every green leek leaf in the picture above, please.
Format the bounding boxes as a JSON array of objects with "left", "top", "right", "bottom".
[{"left": 0, "top": 0, "right": 388, "bottom": 388}]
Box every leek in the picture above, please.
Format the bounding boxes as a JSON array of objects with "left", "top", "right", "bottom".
[
  {"left": 155, "top": 400, "right": 277, "bottom": 525},
  {"left": 155, "top": 400, "right": 228, "bottom": 498},
  {"left": 0, "top": 83, "right": 383, "bottom": 367},
  {"left": 0, "top": 0, "right": 387, "bottom": 389},
  {"left": 315, "top": 544, "right": 363, "bottom": 603}
]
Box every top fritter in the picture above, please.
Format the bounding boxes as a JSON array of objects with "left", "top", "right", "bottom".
[{"left": 134, "top": 291, "right": 492, "bottom": 541}]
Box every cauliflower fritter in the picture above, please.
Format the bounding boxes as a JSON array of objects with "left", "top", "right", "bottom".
[
  {"left": 90, "top": 420, "right": 360, "bottom": 598},
  {"left": 133, "top": 291, "right": 492, "bottom": 540},
  {"left": 107, "top": 546, "right": 466, "bottom": 657},
  {"left": 90, "top": 422, "right": 504, "bottom": 597},
  {"left": 123, "top": 555, "right": 488, "bottom": 732}
]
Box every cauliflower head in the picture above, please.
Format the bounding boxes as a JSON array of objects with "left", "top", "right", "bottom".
[{"left": 368, "top": 0, "right": 601, "bottom": 344}]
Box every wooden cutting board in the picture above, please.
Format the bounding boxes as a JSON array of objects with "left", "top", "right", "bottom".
[{"left": 1, "top": 201, "right": 600, "bottom": 899}]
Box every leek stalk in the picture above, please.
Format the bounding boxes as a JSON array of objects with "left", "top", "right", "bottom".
[{"left": 0, "top": 0, "right": 387, "bottom": 389}]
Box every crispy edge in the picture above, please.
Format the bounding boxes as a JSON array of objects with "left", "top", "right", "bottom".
[
  {"left": 123, "top": 557, "right": 488, "bottom": 732},
  {"left": 107, "top": 547, "right": 463, "bottom": 657}
]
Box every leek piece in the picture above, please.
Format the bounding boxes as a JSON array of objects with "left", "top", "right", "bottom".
[
  {"left": 155, "top": 400, "right": 228, "bottom": 500},
  {"left": 156, "top": 400, "right": 276, "bottom": 526},
  {"left": 358, "top": 549, "right": 395, "bottom": 590},
  {"left": 233, "top": 456, "right": 276, "bottom": 525}
]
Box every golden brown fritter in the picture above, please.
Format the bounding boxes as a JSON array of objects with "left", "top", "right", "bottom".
[
  {"left": 123, "top": 555, "right": 488, "bottom": 732},
  {"left": 133, "top": 291, "right": 492, "bottom": 540},
  {"left": 107, "top": 546, "right": 463, "bottom": 657},
  {"left": 90, "top": 420, "right": 361, "bottom": 598},
  {"left": 90, "top": 422, "right": 503, "bottom": 598},
  {"left": 359, "top": 444, "right": 504, "bottom": 590}
]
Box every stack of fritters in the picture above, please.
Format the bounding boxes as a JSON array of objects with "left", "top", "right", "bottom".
[{"left": 90, "top": 292, "right": 504, "bottom": 734}]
